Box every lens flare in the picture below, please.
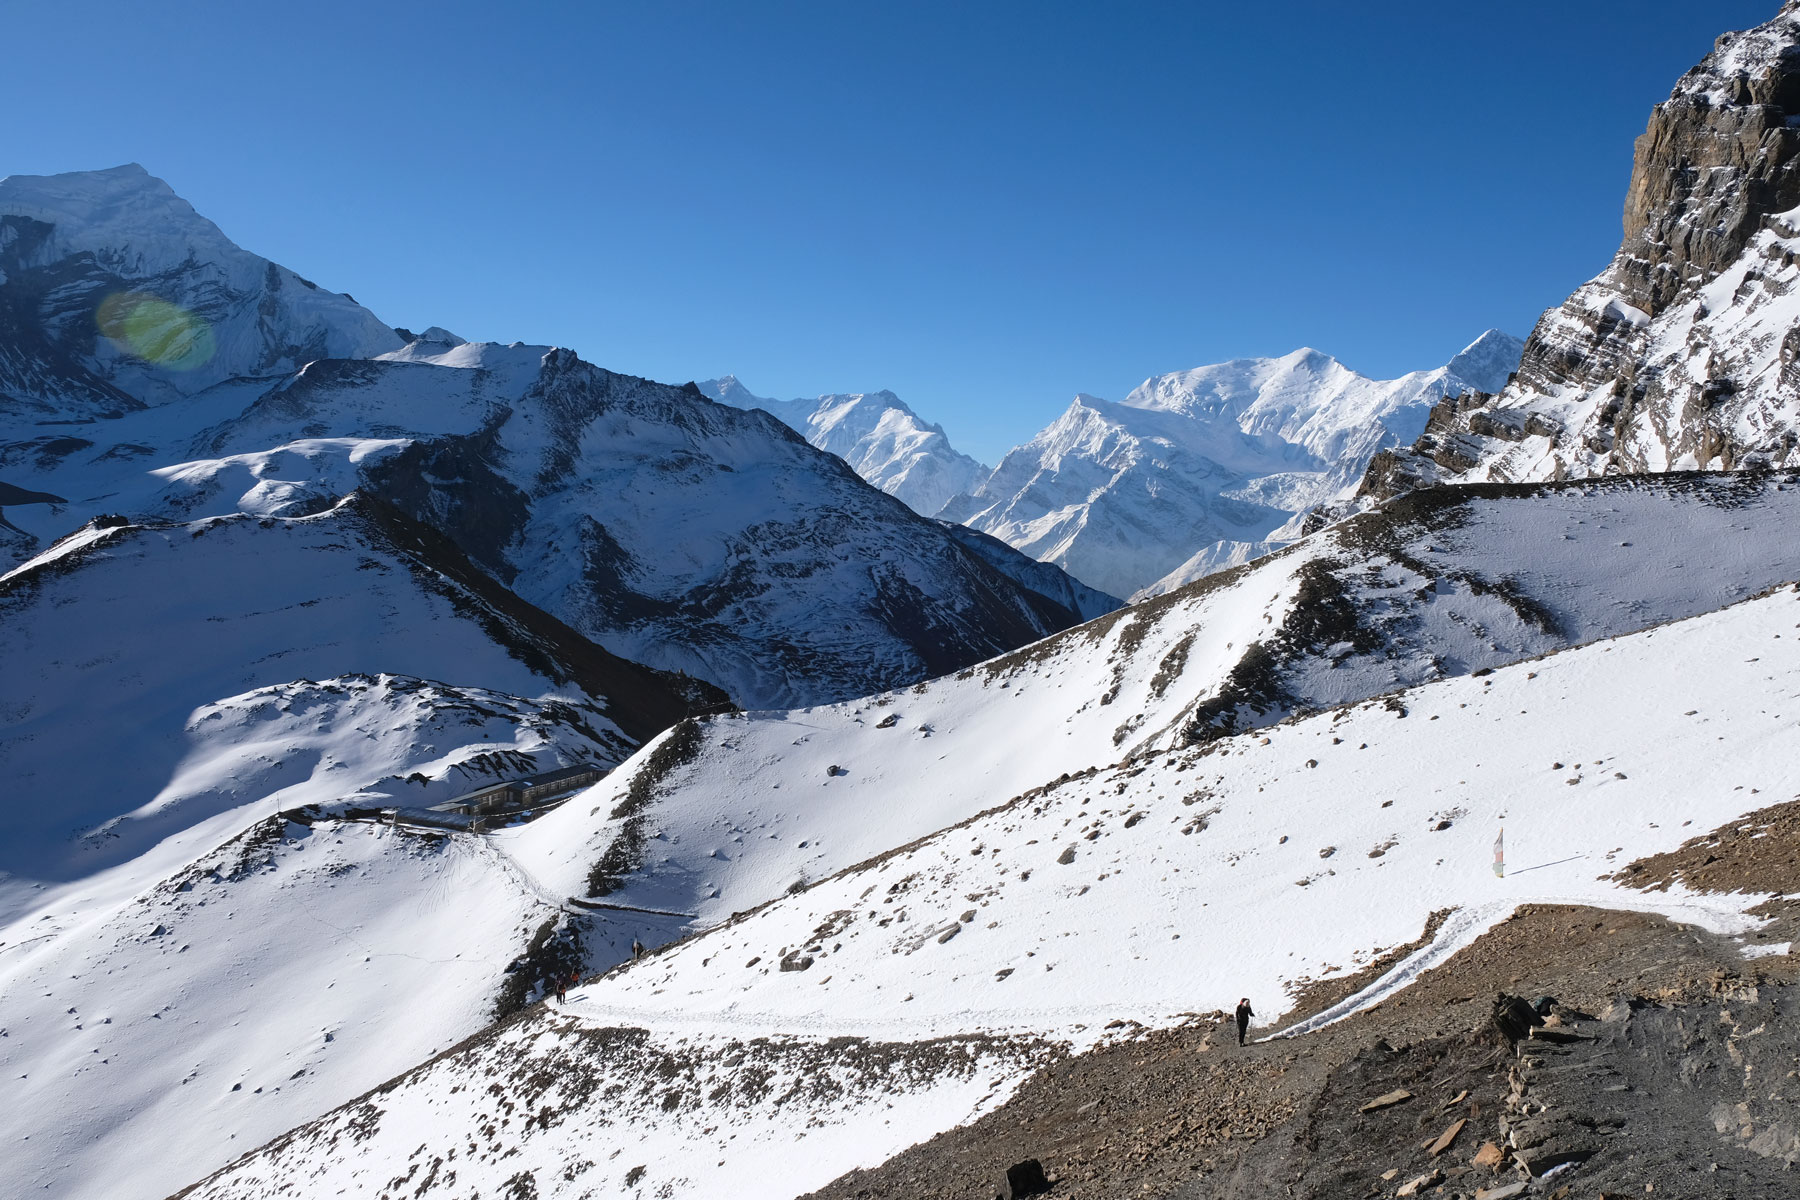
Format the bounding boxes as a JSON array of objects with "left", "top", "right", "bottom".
[{"left": 97, "top": 291, "right": 216, "bottom": 371}]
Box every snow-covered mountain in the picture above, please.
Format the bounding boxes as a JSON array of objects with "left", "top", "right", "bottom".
[
  {"left": 177, "top": 469, "right": 1800, "bottom": 1200},
  {"left": 0, "top": 169, "right": 1108, "bottom": 709},
  {"left": 1365, "top": 2, "right": 1800, "bottom": 497},
  {"left": 0, "top": 496, "right": 725, "bottom": 1200},
  {"left": 0, "top": 169, "right": 1120, "bottom": 1198},
  {"left": 701, "top": 376, "right": 990, "bottom": 519},
  {"left": 939, "top": 332, "right": 1521, "bottom": 600},
  {"left": 22, "top": 8, "right": 1800, "bottom": 1195},
  {"left": 0, "top": 164, "right": 400, "bottom": 420}
]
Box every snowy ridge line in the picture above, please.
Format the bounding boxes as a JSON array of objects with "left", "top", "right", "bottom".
[
  {"left": 0, "top": 518, "right": 130, "bottom": 584},
  {"left": 1264, "top": 891, "right": 1766, "bottom": 1043}
]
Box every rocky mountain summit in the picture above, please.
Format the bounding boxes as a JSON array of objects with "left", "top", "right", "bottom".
[
  {"left": 1365, "top": 2, "right": 1800, "bottom": 496},
  {"left": 702, "top": 376, "right": 990, "bottom": 519}
]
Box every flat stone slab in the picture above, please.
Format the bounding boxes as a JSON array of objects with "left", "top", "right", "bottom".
[{"left": 1359, "top": 1088, "right": 1414, "bottom": 1113}]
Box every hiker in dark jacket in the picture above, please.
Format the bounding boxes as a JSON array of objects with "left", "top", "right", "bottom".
[{"left": 1235, "top": 998, "right": 1254, "bottom": 1045}]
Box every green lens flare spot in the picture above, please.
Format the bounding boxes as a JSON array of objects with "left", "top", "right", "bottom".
[{"left": 97, "top": 292, "right": 216, "bottom": 371}]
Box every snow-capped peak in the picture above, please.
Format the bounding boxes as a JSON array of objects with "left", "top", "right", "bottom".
[
  {"left": 700, "top": 377, "right": 989, "bottom": 517},
  {"left": 0, "top": 164, "right": 232, "bottom": 267},
  {"left": 1442, "top": 328, "right": 1525, "bottom": 393},
  {"left": 0, "top": 166, "right": 402, "bottom": 414},
  {"left": 949, "top": 333, "right": 1525, "bottom": 599}
]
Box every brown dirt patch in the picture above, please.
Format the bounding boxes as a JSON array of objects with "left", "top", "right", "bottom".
[
  {"left": 1609, "top": 797, "right": 1800, "bottom": 896},
  {"left": 800, "top": 903, "right": 1760, "bottom": 1200}
]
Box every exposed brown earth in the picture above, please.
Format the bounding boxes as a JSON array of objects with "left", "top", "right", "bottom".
[
  {"left": 802, "top": 904, "right": 1788, "bottom": 1200},
  {"left": 806, "top": 802, "right": 1800, "bottom": 1200}
]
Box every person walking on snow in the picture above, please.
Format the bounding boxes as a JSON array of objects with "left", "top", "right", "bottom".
[{"left": 1235, "top": 998, "right": 1254, "bottom": 1045}]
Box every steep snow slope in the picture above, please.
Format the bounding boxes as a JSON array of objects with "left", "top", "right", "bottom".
[
  {"left": 0, "top": 495, "right": 713, "bottom": 887},
  {"left": 3, "top": 806, "right": 573, "bottom": 1200},
  {"left": 495, "top": 470, "right": 1800, "bottom": 956},
  {"left": 944, "top": 332, "right": 1521, "bottom": 599},
  {"left": 1364, "top": 4, "right": 1800, "bottom": 496},
  {"left": 0, "top": 497, "right": 721, "bottom": 1200},
  {"left": 702, "top": 375, "right": 989, "bottom": 518},
  {"left": 178, "top": 581, "right": 1800, "bottom": 1200},
  {"left": 0, "top": 165, "right": 400, "bottom": 419}
]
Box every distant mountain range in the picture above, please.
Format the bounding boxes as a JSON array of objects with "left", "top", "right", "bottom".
[{"left": 716, "top": 332, "right": 1522, "bottom": 600}]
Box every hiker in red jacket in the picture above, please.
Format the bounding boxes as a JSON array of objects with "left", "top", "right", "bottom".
[{"left": 1235, "top": 998, "right": 1254, "bottom": 1045}]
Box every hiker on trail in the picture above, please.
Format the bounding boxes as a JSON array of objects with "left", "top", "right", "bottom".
[
  {"left": 554, "top": 973, "right": 567, "bottom": 1003},
  {"left": 632, "top": 938, "right": 646, "bottom": 960},
  {"left": 1235, "top": 998, "right": 1254, "bottom": 1046}
]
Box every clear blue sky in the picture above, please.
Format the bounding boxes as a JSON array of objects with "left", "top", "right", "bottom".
[{"left": 5, "top": 0, "right": 1778, "bottom": 462}]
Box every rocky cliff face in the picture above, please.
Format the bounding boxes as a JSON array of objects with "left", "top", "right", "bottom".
[{"left": 1365, "top": 2, "right": 1800, "bottom": 497}]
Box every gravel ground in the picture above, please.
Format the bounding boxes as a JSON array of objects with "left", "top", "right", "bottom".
[{"left": 804, "top": 881, "right": 1799, "bottom": 1200}]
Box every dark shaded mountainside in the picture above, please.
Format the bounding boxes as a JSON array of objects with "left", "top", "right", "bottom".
[
  {"left": 1365, "top": 0, "right": 1800, "bottom": 497},
  {"left": 0, "top": 493, "right": 724, "bottom": 880}
]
